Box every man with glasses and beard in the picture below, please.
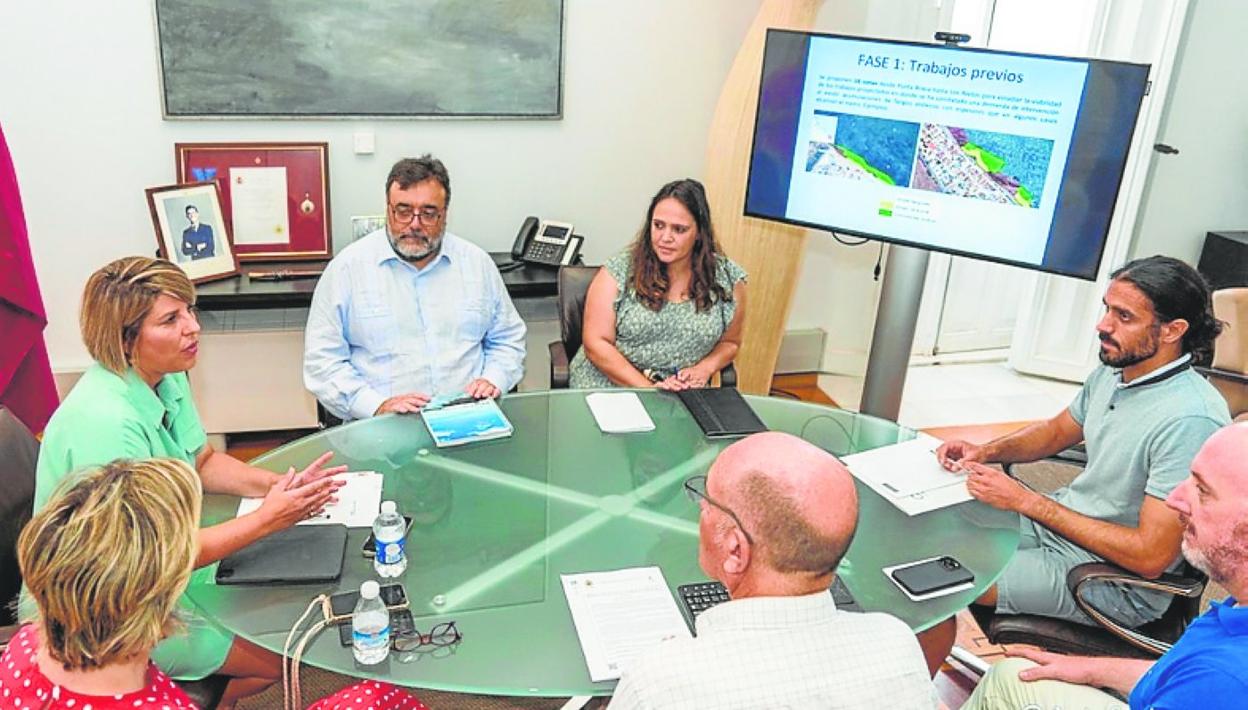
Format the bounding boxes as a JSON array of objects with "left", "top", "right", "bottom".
[
  {"left": 305, "top": 155, "right": 526, "bottom": 421},
  {"left": 935, "top": 256, "right": 1229, "bottom": 632},
  {"left": 960, "top": 423, "right": 1248, "bottom": 709},
  {"left": 608, "top": 432, "right": 936, "bottom": 709}
]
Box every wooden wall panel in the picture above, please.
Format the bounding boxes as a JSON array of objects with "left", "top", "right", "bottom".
[{"left": 704, "top": 0, "right": 822, "bottom": 393}]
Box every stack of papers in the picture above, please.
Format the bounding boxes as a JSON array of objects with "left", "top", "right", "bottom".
[
  {"left": 842, "top": 434, "right": 973, "bottom": 516},
  {"left": 585, "top": 392, "right": 655, "bottom": 433},
  {"left": 422, "top": 397, "right": 514, "bottom": 447},
  {"left": 236, "top": 470, "right": 383, "bottom": 527},
  {"left": 561, "top": 567, "right": 692, "bottom": 681}
]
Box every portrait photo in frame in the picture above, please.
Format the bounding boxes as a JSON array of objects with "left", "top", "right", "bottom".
[{"left": 145, "top": 181, "right": 240, "bottom": 284}]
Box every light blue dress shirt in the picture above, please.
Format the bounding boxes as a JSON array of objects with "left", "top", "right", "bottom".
[{"left": 304, "top": 230, "right": 526, "bottom": 420}]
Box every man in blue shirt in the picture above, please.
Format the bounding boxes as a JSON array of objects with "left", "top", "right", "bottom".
[
  {"left": 304, "top": 155, "right": 526, "bottom": 421},
  {"left": 180, "top": 205, "right": 215, "bottom": 260},
  {"left": 962, "top": 422, "right": 1248, "bottom": 708}
]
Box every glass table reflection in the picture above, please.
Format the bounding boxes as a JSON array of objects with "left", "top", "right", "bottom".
[{"left": 187, "top": 390, "right": 1019, "bottom": 697}]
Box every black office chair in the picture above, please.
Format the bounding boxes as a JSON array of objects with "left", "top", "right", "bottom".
[
  {"left": 548, "top": 265, "right": 737, "bottom": 388},
  {"left": 969, "top": 451, "right": 1206, "bottom": 659},
  {"left": 0, "top": 407, "right": 229, "bottom": 707}
]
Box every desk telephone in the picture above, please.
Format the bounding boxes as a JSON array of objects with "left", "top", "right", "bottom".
[{"left": 511, "top": 216, "right": 582, "bottom": 266}]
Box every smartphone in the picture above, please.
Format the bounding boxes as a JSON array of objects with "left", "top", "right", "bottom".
[
  {"left": 339, "top": 608, "right": 416, "bottom": 647},
  {"left": 885, "top": 556, "right": 975, "bottom": 601},
  {"left": 361, "top": 515, "right": 414, "bottom": 558},
  {"left": 327, "top": 583, "right": 410, "bottom": 622}
]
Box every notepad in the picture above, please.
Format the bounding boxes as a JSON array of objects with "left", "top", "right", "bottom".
[
  {"left": 841, "top": 434, "right": 973, "bottom": 516},
  {"left": 585, "top": 392, "right": 655, "bottom": 433},
  {"left": 421, "top": 397, "right": 514, "bottom": 447}
]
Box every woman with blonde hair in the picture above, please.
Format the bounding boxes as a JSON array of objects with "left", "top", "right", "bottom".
[
  {"left": 34, "top": 256, "right": 346, "bottom": 706},
  {"left": 0, "top": 458, "right": 203, "bottom": 708}
]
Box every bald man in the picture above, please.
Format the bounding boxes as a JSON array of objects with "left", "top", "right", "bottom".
[
  {"left": 608, "top": 432, "right": 936, "bottom": 709},
  {"left": 963, "top": 422, "right": 1248, "bottom": 709}
]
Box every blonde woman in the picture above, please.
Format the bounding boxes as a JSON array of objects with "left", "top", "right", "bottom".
[
  {"left": 0, "top": 459, "right": 203, "bottom": 708},
  {"left": 34, "top": 256, "right": 346, "bottom": 706}
]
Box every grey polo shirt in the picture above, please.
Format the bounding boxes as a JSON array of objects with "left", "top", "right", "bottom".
[{"left": 1039, "top": 355, "right": 1230, "bottom": 561}]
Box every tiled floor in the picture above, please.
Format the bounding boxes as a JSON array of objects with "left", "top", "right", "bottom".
[{"left": 817, "top": 360, "right": 1082, "bottom": 430}]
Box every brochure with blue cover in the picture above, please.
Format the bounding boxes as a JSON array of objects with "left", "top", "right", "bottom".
[{"left": 421, "top": 397, "right": 514, "bottom": 447}]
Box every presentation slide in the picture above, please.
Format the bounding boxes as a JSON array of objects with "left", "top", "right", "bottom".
[
  {"left": 745, "top": 30, "right": 1150, "bottom": 280},
  {"left": 785, "top": 37, "right": 1088, "bottom": 266}
]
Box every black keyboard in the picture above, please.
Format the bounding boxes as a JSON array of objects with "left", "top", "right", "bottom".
[
  {"left": 677, "top": 577, "right": 862, "bottom": 628},
  {"left": 678, "top": 581, "right": 731, "bottom": 618}
]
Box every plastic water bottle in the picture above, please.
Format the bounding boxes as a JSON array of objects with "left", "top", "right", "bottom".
[
  {"left": 373, "top": 500, "right": 407, "bottom": 578},
  {"left": 351, "top": 581, "right": 390, "bottom": 665}
]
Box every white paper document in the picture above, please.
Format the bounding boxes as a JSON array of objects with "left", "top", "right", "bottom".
[
  {"left": 561, "top": 566, "right": 692, "bottom": 682},
  {"left": 842, "top": 434, "right": 973, "bottom": 516},
  {"left": 585, "top": 392, "right": 655, "bottom": 433},
  {"left": 229, "top": 166, "right": 290, "bottom": 245},
  {"left": 235, "top": 470, "right": 383, "bottom": 527}
]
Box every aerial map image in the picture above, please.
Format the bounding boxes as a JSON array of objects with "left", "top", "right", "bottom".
[
  {"left": 912, "top": 124, "right": 1053, "bottom": 208},
  {"left": 805, "top": 113, "right": 920, "bottom": 187}
]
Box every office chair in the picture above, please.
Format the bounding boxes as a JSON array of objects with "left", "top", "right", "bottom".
[
  {"left": 0, "top": 407, "right": 229, "bottom": 708},
  {"left": 548, "top": 265, "right": 737, "bottom": 388},
  {"left": 0, "top": 407, "right": 39, "bottom": 648},
  {"left": 966, "top": 453, "right": 1206, "bottom": 660},
  {"left": 1197, "top": 287, "right": 1248, "bottom": 420}
]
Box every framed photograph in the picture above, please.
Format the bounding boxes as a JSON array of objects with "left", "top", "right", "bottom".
[
  {"left": 351, "top": 215, "right": 386, "bottom": 241},
  {"left": 145, "top": 182, "right": 241, "bottom": 284},
  {"left": 175, "top": 142, "right": 331, "bottom": 262}
]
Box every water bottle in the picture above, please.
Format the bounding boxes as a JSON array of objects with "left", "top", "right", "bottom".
[
  {"left": 373, "top": 500, "right": 408, "bottom": 578},
  {"left": 351, "top": 581, "right": 390, "bottom": 665}
]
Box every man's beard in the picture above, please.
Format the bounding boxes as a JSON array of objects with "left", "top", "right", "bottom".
[
  {"left": 1180, "top": 518, "right": 1248, "bottom": 587},
  {"left": 387, "top": 226, "right": 443, "bottom": 263},
  {"left": 1098, "top": 326, "right": 1160, "bottom": 368}
]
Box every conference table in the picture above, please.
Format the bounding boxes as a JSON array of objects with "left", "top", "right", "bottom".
[{"left": 188, "top": 390, "right": 1020, "bottom": 698}]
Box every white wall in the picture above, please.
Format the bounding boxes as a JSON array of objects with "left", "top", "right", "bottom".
[
  {"left": 1129, "top": 0, "right": 1248, "bottom": 262},
  {"left": 8, "top": 0, "right": 1082, "bottom": 383},
  {"left": 0, "top": 1, "right": 760, "bottom": 371}
]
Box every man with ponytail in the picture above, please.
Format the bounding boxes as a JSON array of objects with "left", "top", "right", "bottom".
[{"left": 936, "top": 255, "right": 1230, "bottom": 629}]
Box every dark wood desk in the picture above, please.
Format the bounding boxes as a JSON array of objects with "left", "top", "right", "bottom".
[{"left": 195, "top": 253, "right": 574, "bottom": 311}]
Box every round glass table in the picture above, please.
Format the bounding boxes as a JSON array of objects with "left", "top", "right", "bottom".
[{"left": 188, "top": 390, "right": 1019, "bottom": 697}]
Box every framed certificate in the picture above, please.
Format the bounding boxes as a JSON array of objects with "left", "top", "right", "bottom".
[{"left": 175, "top": 142, "right": 331, "bottom": 262}]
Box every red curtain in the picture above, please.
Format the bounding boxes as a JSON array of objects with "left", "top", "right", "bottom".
[{"left": 0, "top": 123, "right": 58, "bottom": 433}]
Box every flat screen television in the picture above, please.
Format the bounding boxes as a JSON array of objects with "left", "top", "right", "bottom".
[{"left": 744, "top": 30, "right": 1151, "bottom": 280}]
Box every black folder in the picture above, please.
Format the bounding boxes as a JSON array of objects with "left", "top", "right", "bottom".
[
  {"left": 215, "top": 524, "right": 348, "bottom": 585},
  {"left": 675, "top": 388, "right": 768, "bottom": 438}
]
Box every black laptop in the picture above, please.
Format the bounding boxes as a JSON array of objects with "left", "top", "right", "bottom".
[
  {"left": 215, "top": 524, "right": 348, "bottom": 585},
  {"left": 675, "top": 388, "right": 768, "bottom": 438}
]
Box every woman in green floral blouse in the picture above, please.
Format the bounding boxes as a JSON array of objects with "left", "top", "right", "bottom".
[{"left": 569, "top": 179, "right": 747, "bottom": 389}]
